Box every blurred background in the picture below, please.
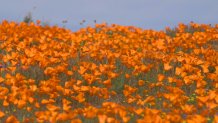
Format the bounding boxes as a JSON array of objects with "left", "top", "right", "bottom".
[{"left": 0, "top": 0, "right": 217, "bottom": 31}]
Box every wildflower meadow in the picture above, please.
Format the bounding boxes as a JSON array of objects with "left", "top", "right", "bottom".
[{"left": 0, "top": 21, "right": 218, "bottom": 123}]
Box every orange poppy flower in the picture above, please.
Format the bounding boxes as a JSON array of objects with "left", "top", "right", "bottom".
[
  {"left": 71, "top": 119, "right": 82, "bottom": 123},
  {"left": 98, "top": 114, "right": 107, "bottom": 123},
  {"left": 214, "top": 115, "right": 218, "bottom": 123},
  {"left": 175, "top": 67, "right": 183, "bottom": 75},
  {"left": 0, "top": 111, "right": 5, "bottom": 118},
  {"left": 34, "top": 102, "right": 40, "bottom": 108},
  {"left": 103, "top": 79, "right": 112, "bottom": 88},
  {"left": 138, "top": 80, "right": 145, "bottom": 86},
  {"left": 125, "top": 74, "right": 130, "bottom": 79},
  {"left": 80, "top": 86, "right": 90, "bottom": 92},
  {"left": 3, "top": 100, "right": 9, "bottom": 107},
  {"left": 46, "top": 104, "right": 60, "bottom": 111},
  {"left": 164, "top": 62, "right": 172, "bottom": 71},
  {"left": 5, "top": 115, "right": 19, "bottom": 123},
  {"left": 0, "top": 77, "right": 4, "bottom": 83},
  {"left": 197, "top": 96, "right": 209, "bottom": 104},
  {"left": 135, "top": 108, "right": 144, "bottom": 115},
  {"left": 78, "top": 66, "right": 87, "bottom": 75},
  {"left": 17, "top": 99, "right": 26, "bottom": 109},
  {"left": 76, "top": 92, "right": 85, "bottom": 103},
  {"left": 158, "top": 74, "right": 165, "bottom": 82},
  {"left": 106, "top": 117, "right": 115, "bottom": 123},
  {"left": 201, "top": 64, "right": 209, "bottom": 73}
]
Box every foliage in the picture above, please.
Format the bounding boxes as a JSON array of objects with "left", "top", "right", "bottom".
[{"left": 23, "top": 12, "right": 33, "bottom": 24}]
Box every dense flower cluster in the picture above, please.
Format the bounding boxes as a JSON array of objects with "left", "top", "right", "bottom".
[{"left": 0, "top": 20, "right": 218, "bottom": 123}]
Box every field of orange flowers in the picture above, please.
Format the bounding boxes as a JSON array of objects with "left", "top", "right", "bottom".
[{"left": 0, "top": 20, "right": 218, "bottom": 123}]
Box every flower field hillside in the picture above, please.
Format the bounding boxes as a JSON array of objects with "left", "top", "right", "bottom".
[{"left": 0, "top": 21, "right": 218, "bottom": 123}]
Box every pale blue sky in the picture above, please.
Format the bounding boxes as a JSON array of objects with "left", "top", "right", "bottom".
[{"left": 0, "top": 0, "right": 217, "bottom": 31}]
